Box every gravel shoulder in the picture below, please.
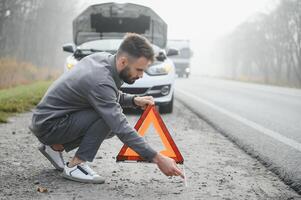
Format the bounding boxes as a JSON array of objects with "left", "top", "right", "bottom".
[{"left": 0, "top": 101, "right": 300, "bottom": 200}]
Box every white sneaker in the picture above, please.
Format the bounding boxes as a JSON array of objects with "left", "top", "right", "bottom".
[
  {"left": 63, "top": 162, "right": 105, "bottom": 184},
  {"left": 38, "top": 144, "right": 65, "bottom": 171}
]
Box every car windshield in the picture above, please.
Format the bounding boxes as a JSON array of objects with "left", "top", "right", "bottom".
[
  {"left": 78, "top": 39, "right": 122, "bottom": 52},
  {"left": 79, "top": 39, "right": 161, "bottom": 53},
  {"left": 74, "top": 39, "right": 166, "bottom": 65}
]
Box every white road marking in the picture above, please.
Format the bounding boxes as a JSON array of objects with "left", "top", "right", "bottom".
[{"left": 176, "top": 89, "right": 301, "bottom": 152}]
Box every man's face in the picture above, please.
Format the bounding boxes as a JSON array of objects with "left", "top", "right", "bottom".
[{"left": 119, "top": 57, "right": 150, "bottom": 84}]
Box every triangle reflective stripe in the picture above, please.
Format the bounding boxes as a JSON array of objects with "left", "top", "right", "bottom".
[{"left": 116, "top": 105, "right": 184, "bottom": 164}]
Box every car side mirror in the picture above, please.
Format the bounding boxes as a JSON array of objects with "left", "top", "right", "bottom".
[
  {"left": 156, "top": 51, "right": 167, "bottom": 61},
  {"left": 166, "top": 48, "right": 179, "bottom": 56},
  {"left": 62, "top": 43, "right": 75, "bottom": 53}
]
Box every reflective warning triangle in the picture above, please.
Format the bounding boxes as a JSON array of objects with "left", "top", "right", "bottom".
[{"left": 116, "top": 105, "right": 184, "bottom": 164}]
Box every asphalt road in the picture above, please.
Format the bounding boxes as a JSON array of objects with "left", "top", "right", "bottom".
[
  {"left": 1, "top": 101, "right": 300, "bottom": 199},
  {"left": 175, "top": 76, "right": 301, "bottom": 193}
]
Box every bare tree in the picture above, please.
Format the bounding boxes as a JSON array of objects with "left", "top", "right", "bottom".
[
  {"left": 0, "top": 0, "right": 81, "bottom": 69},
  {"left": 213, "top": 0, "right": 301, "bottom": 87}
]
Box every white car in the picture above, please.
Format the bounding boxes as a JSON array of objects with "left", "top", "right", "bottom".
[{"left": 62, "top": 3, "right": 178, "bottom": 113}]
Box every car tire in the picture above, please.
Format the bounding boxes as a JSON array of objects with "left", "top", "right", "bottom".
[{"left": 159, "top": 94, "right": 174, "bottom": 113}]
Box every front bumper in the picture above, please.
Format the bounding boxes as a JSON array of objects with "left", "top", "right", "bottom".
[
  {"left": 120, "top": 84, "right": 174, "bottom": 105},
  {"left": 120, "top": 72, "right": 175, "bottom": 104}
]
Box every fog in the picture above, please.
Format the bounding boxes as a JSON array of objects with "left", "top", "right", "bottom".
[
  {"left": 81, "top": 0, "right": 274, "bottom": 76},
  {"left": 1, "top": 0, "right": 300, "bottom": 87}
]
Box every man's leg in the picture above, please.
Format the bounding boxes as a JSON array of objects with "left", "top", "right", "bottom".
[
  {"left": 60, "top": 110, "right": 112, "bottom": 183},
  {"left": 39, "top": 109, "right": 112, "bottom": 183},
  {"left": 51, "top": 144, "right": 64, "bottom": 151},
  {"left": 39, "top": 109, "right": 111, "bottom": 169},
  {"left": 64, "top": 130, "right": 115, "bottom": 167},
  {"left": 68, "top": 117, "right": 111, "bottom": 162},
  {"left": 63, "top": 131, "right": 114, "bottom": 153}
]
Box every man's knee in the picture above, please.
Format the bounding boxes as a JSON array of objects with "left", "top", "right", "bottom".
[{"left": 105, "top": 131, "right": 115, "bottom": 139}]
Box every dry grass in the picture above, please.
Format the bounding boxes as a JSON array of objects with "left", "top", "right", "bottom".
[
  {"left": 0, "top": 57, "right": 61, "bottom": 89},
  {"left": 0, "top": 57, "right": 60, "bottom": 122}
]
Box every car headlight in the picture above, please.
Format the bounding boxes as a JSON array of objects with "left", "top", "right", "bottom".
[
  {"left": 66, "top": 56, "right": 78, "bottom": 70},
  {"left": 145, "top": 64, "right": 172, "bottom": 76}
]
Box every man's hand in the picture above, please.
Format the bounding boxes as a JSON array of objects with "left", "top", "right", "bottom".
[
  {"left": 152, "top": 153, "right": 184, "bottom": 179},
  {"left": 134, "top": 96, "right": 155, "bottom": 110}
]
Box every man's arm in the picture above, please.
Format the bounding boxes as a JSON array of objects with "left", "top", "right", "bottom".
[
  {"left": 118, "top": 91, "right": 136, "bottom": 108},
  {"left": 119, "top": 91, "right": 155, "bottom": 110},
  {"left": 152, "top": 153, "right": 184, "bottom": 178},
  {"left": 88, "top": 83, "right": 183, "bottom": 178},
  {"left": 88, "top": 82, "right": 157, "bottom": 161}
]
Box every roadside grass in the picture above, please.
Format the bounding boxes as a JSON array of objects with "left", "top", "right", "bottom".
[
  {"left": 0, "top": 57, "right": 60, "bottom": 89},
  {"left": 0, "top": 81, "right": 52, "bottom": 123}
]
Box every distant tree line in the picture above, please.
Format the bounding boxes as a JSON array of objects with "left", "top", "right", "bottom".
[
  {"left": 0, "top": 0, "right": 80, "bottom": 69},
  {"left": 213, "top": 0, "right": 301, "bottom": 87}
]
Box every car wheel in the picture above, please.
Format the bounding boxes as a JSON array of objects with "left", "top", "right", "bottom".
[{"left": 159, "top": 94, "right": 174, "bottom": 113}]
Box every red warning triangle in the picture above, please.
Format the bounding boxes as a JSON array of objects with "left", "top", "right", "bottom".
[{"left": 116, "top": 105, "right": 184, "bottom": 164}]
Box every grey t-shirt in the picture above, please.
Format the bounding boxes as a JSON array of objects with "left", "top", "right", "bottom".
[{"left": 30, "top": 52, "right": 157, "bottom": 161}]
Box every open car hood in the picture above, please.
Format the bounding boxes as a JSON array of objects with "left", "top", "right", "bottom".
[{"left": 73, "top": 3, "right": 167, "bottom": 48}]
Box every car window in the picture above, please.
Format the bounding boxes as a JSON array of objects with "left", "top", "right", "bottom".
[
  {"left": 79, "top": 39, "right": 122, "bottom": 51},
  {"left": 78, "top": 39, "right": 164, "bottom": 61}
]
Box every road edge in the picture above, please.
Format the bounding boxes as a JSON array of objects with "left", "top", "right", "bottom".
[{"left": 174, "top": 94, "right": 301, "bottom": 195}]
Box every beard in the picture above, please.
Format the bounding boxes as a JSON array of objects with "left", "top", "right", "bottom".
[{"left": 119, "top": 65, "right": 137, "bottom": 84}]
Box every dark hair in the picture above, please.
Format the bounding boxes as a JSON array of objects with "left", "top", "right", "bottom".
[{"left": 117, "top": 33, "right": 154, "bottom": 62}]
